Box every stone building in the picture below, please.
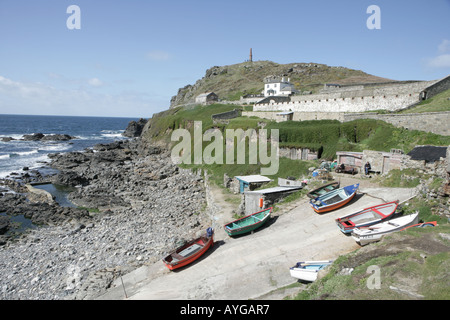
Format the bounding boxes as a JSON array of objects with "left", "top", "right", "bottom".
[{"left": 195, "top": 92, "right": 218, "bottom": 105}]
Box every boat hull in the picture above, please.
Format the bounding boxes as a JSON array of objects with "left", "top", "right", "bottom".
[
  {"left": 289, "top": 260, "right": 333, "bottom": 282},
  {"left": 307, "top": 181, "right": 340, "bottom": 199},
  {"left": 224, "top": 207, "right": 272, "bottom": 237},
  {"left": 310, "top": 184, "right": 359, "bottom": 213},
  {"left": 162, "top": 229, "right": 214, "bottom": 270},
  {"left": 336, "top": 200, "right": 399, "bottom": 234},
  {"left": 352, "top": 212, "right": 419, "bottom": 246}
]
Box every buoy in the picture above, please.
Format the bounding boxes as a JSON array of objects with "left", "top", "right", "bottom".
[{"left": 259, "top": 198, "right": 263, "bottom": 208}]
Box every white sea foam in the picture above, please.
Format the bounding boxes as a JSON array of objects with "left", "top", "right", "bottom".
[
  {"left": 39, "top": 144, "right": 72, "bottom": 152},
  {"left": 11, "top": 150, "right": 39, "bottom": 156},
  {"left": 0, "top": 154, "right": 10, "bottom": 160}
]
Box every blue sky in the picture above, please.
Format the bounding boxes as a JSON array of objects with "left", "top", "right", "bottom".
[{"left": 0, "top": 0, "right": 449, "bottom": 118}]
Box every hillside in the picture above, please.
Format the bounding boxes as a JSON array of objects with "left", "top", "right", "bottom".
[{"left": 170, "top": 61, "right": 393, "bottom": 107}]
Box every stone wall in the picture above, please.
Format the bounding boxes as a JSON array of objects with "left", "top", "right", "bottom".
[
  {"left": 211, "top": 108, "right": 241, "bottom": 123},
  {"left": 279, "top": 147, "right": 318, "bottom": 161},
  {"left": 424, "top": 75, "right": 450, "bottom": 99},
  {"left": 243, "top": 110, "right": 450, "bottom": 136},
  {"left": 253, "top": 78, "right": 446, "bottom": 114},
  {"left": 343, "top": 112, "right": 450, "bottom": 136},
  {"left": 255, "top": 93, "right": 420, "bottom": 113}
]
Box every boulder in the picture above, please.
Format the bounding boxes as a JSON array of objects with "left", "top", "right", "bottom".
[{"left": 122, "top": 118, "right": 148, "bottom": 138}]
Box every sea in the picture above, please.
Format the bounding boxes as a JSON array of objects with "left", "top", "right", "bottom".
[{"left": 0, "top": 114, "right": 138, "bottom": 179}]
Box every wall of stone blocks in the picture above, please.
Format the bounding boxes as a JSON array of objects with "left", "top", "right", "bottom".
[{"left": 343, "top": 112, "right": 450, "bottom": 136}]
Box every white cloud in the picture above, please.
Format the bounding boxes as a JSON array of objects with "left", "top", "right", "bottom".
[
  {"left": 438, "top": 39, "right": 450, "bottom": 54},
  {"left": 426, "top": 39, "right": 450, "bottom": 69},
  {"left": 427, "top": 54, "right": 450, "bottom": 69},
  {"left": 88, "top": 77, "right": 103, "bottom": 87},
  {"left": 146, "top": 50, "right": 171, "bottom": 61},
  {"left": 0, "top": 75, "right": 165, "bottom": 117}
]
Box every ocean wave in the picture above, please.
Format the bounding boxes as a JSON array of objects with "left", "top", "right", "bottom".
[
  {"left": 101, "top": 130, "right": 125, "bottom": 138},
  {"left": 38, "top": 144, "right": 72, "bottom": 152},
  {"left": 0, "top": 154, "right": 10, "bottom": 160},
  {"left": 10, "top": 150, "right": 39, "bottom": 157}
]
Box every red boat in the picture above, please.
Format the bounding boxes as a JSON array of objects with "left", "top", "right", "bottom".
[
  {"left": 336, "top": 200, "right": 399, "bottom": 234},
  {"left": 162, "top": 228, "right": 214, "bottom": 271}
]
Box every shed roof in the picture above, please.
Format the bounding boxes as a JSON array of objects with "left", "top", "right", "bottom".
[
  {"left": 276, "top": 111, "right": 294, "bottom": 115},
  {"left": 407, "top": 146, "right": 447, "bottom": 162},
  {"left": 234, "top": 175, "right": 271, "bottom": 183},
  {"left": 245, "top": 186, "right": 302, "bottom": 195}
]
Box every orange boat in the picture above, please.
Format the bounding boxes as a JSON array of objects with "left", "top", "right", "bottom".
[
  {"left": 310, "top": 184, "right": 359, "bottom": 213},
  {"left": 162, "top": 228, "right": 214, "bottom": 271}
]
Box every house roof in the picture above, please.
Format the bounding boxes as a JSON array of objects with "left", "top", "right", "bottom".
[
  {"left": 196, "top": 92, "right": 217, "bottom": 98},
  {"left": 234, "top": 175, "right": 271, "bottom": 183}
]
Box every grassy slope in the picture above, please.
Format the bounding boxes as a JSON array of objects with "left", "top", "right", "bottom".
[
  {"left": 172, "top": 61, "right": 393, "bottom": 105},
  {"left": 398, "top": 88, "right": 450, "bottom": 113}
]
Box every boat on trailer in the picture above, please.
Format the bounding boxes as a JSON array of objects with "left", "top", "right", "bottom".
[
  {"left": 162, "top": 227, "right": 214, "bottom": 270},
  {"left": 351, "top": 212, "right": 419, "bottom": 246},
  {"left": 310, "top": 184, "right": 359, "bottom": 213},
  {"left": 289, "top": 260, "right": 334, "bottom": 282},
  {"left": 335, "top": 200, "right": 399, "bottom": 234},
  {"left": 307, "top": 181, "right": 340, "bottom": 199},
  {"left": 224, "top": 207, "right": 272, "bottom": 237}
]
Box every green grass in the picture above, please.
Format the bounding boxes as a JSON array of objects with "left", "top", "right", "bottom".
[{"left": 399, "top": 88, "right": 450, "bottom": 114}]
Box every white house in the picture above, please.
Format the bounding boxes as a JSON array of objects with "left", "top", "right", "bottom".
[{"left": 264, "top": 77, "right": 297, "bottom": 97}]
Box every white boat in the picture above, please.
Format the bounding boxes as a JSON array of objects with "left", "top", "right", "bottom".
[
  {"left": 289, "top": 260, "right": 333, "bottom": 282},
  {"left": 351, "top": 212, "right": 419, "bottom": 246}
]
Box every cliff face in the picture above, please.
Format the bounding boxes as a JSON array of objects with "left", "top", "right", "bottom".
[{"left": 169, "top": 60, "right": 393, "bottom": 108}]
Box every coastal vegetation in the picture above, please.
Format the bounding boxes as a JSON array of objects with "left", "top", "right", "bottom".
[{"left": 144, "top": 103, "right": 450, "bottom": 164}]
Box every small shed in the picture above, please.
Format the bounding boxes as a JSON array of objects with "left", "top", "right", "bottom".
[
  {"left": 234, "top": 175, "right": 272, "bottom": 193},
  {"left": 195, "top": 92, "right": 218, "bottom": 105},
  {"left": 244, "top": 186, "right": 303, "bottom": 215},
  {"left": 336, "top": 151, "right": 363, "bottom": 167},
  {"left": 276, "top": 111, "right": 294, "bottom": 122}
]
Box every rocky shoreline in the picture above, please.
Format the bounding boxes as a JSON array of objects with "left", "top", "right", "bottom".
[{"left": 0, "top": 137, "right": 213, "bottom": 300}]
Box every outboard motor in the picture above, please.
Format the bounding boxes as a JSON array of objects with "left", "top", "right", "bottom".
[{"left": 206, "top": 227, "right": 214, "bottom": 238}]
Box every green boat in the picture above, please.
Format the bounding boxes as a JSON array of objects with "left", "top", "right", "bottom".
[
  {"left": 223, "top": 207, "right": 273, "bottom": 237},
  {"left": 306, "top": 181, "right": 340, "bottom": 199}
]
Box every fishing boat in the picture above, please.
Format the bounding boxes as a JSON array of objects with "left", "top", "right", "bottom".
[
  {"left": 162, "top": 227, "right": 214, "bottom": 270},
  {"left": 335, "top": 200, "right": 399, "bottom": 234},
  {"left": 224, "top": 207, "right": 272, "bottom": 237},
  {"left": 310, "top": 184, "right": 359, "bottom": 213},
  {"left": 351, "top": 212, "right": 419, "bottom": 246},
  {"left": 289, "top": 260, "right": 333, "bottom": 282},
  {"left": 306, "top": 181, "right": 340, "bottom": 199}
]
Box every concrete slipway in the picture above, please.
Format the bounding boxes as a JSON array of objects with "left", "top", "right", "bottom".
[{"left": 96, "top": 185, "right": 417, "bottom": 300}]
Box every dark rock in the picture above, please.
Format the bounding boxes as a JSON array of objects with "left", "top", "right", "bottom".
[
  {"left": 54, "top": 171, "right": 90, "bottom": 187},
  {"left": 22, "top": 133, "right": 45, "bottom": 141},
  {"left": 41, "top": 134, "right": 76, "bottom": 141},
  {"left": 0, "top": 137, "right": 15, "bottom": 142},
  {"left": 122, "top": 118, "right": 148, "bottom": 137},
  {"left": 22, "top": 133, "right": 75, "bottom": 141},
  {"left": 0, "top": 216, "right": 10, "bottom": 235}
]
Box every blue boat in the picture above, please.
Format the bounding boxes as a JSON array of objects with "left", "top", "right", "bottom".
[{"left": 310, "top": 184, "right": 359, "bottom": 213}]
